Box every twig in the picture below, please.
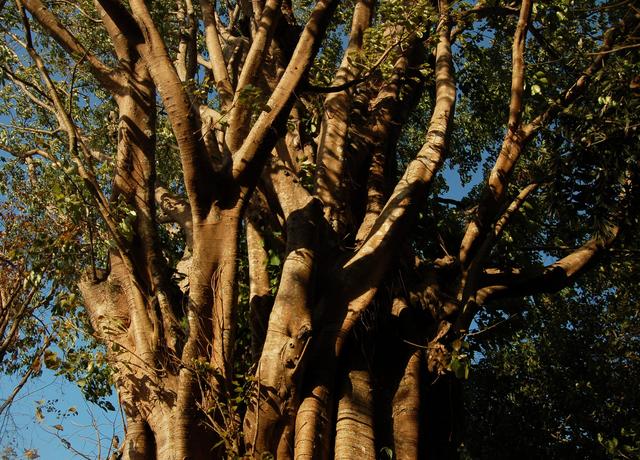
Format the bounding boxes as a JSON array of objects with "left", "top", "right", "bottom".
[
  {"left": 465, "top": 313, "right": 520, "bottom": 338},
  {"left": 587, "top": 42, "right": 640, "bottom": 54}
]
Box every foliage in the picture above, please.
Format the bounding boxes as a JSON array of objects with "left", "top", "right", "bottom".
[
  {"left": 0, "top": 0, "right": 638, "bottom": 457},
  {"left": 465, "top": 264, "right": 640, "bottom": 459}
]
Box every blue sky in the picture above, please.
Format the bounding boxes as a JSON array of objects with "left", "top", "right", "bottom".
[{"left": 1, "top": 368, "right": 121, "bottom": 459}]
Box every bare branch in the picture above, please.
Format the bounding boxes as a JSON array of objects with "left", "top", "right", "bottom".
[
  {"left": 127, "top": 0, "right": 216, "bottom": 219},
  {"left": 93, "top": 0, "right": 144, "bottom": 65},
  {"left": 455, "top": 182, "right": 539, "bottom": 328},
  {"left": 225, "top": 0, "right": 283, "bottom": 151},
  {"left": 175, "top": 0, "right": 198, "bottom": 81},
  {"left": 459, "top": 0, "right": 532, "bottom": 267},
  {"left": 476, "top": 227, "right": 620, "bottom": 305},
  {"left": 200, "top": 0, "right": 234, "bottom": 105},
  {"left": 231, "top": 0, "right": 339, "bottom": 181},
  {"left": 16, "top": 1, "right": 119, "bottom": 245},
  {"left": 315, "top": 0, "right": 372, "bottom": 234},
  {"left": 337, "top": 0, "right": 456, "bottom": 353}
]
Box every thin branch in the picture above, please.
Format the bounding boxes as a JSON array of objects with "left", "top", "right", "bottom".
[
  {"left": 16, "top": 1, "right": 129, "bottom": 262},
  {"left": 302, "top": 32, "right": 408, "bottom": 94},
  {"left": 520, "top": 20, "right": 631, "bottom": 139},
  {"left": 435, "top": 196, "right": 465, "bottom": 207},
  {"left": 465, "top": 313, "right": 520, "bottom": 339},
  {"left": 20, "top": 0, "right": 122, "bottom": 91},
  {"left": 459, "top": 0, "right": 532, "bottom": 268},
  {"left": 2, "top": 66, "right": 55, "bottom": 112},
  {"left": 0, "top": 123, "right": 60, "bottom": 136},
  {"left": 451, "top": 0, "right": 519, "bottom": 43},
  {"left": 68, "top": 53, "right": 87, "bottom": 118},
  {"left": 516, "top": 246, "right": 640, "bottom": 255},
  {"left": 586, "top": 42, "right": 640, "bottom": 54},
  {"left": 493, "top": 183, "right": 538, "bottom": 236},
  {"left": 0, "top": 335, "right": 53, "bottom": 415}
]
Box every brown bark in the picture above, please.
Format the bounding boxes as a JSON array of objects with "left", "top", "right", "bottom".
[
  {"left": 246, "top": 211, "right": 273, "bottom": 358},
  {"left": 243, "top": 196, "right": 319, "bottom": 456},
  {"left": 200, "top": 0, "right": 234, "bottom": 105},
  {"left": 334, "top": 346, "right": 376, "bottom": 459},
  {"left": 315, "top": 0, "right": 372, "bottom": 236},
  {"left": 226, "top": 0, "right": 283, "bottom": 152},
  {"left": 458, "top": 0, "right": 532, "bottom": 269},
  {"left": 392, "top": 349, "right": 422, "bottom": 459},
  {"left": 390, "top": 297, "right": 423, "bottom": 459}
]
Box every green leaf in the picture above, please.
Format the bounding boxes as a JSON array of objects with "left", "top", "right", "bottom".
[
  {"left": 43, "top": 350, "right": 60, "bottom": 370},
  {"left": 379, "top": 447, "right": 394, "bottom": 459},
  {"left": 101, "top": 401, "right": 115, "bottom": 411},
  {"left": 269, "top": 253, "right": 281, "bottom": 267}
]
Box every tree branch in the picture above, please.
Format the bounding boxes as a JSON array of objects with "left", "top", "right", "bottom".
[
  {"left": 174, "top": 0, "right": 198, "bottom": 82},
  {"left": 94, "top": 0, "right": 145, "bottom": 65},
  {"left": 2, "top": 66, "right": 55, "bottom": 112},
  {"left": 450, "top": 0, "right": 519, "bottom": 43},
  {"left": 458, "top": 0, "right": 532, "bottom": 268},
  {"left": 20, "top": 0, "right": 122, "bottom": 91},
  {"left": 337, "top": 0, "right": 456, "bottom": 353},
  {"left": 0, "top": 335, "right": 53, "bottom": 415},
  {"left": 476, "top": 227, "right": 619, "bottom": 305},
  {"left": 225, "top": 0, "right": 282, "bottom": 151},
  {"left": 315, "top": 0, "right": 372, "bottom": 235},
  {"left": 200, "top": 0, "right": 234, "bottom": 106},
  {"left": 126, "top": 0, "right": 216, "bottom": 219},
  {"left": 231, "top": 0, "right": 338, "bottom": 181}
]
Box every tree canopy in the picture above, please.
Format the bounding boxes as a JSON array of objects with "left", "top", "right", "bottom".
[{"left": 0, "top": 0, "right": 638, "bottom": 458}]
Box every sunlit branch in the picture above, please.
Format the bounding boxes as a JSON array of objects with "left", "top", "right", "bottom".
[
  {"left": 225, "top": 0, "right": 282, "bottom": 151},
  {"left": 21, "top": 0, "right": 123, "bottom": 91},
  {"left": 128, "top": 0, "right": 216, "bottom": 219},
  {"left": 175, "top": 0, "right": 198, "bottom": 82},
  {"left": 458, "top": 0, "right": 532, "bottom": 268},
  {"left": 337, "top": 0, "right": 456, "bottom": 354},
  {"left": 315, "top": 0, "right": 372, "bottom": 234},
  {"left": 200, "top": 0, "right": 234, "bottom": 105},
  {"left": 231, "top": 0, "right": 339, "bottom": 181}
]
